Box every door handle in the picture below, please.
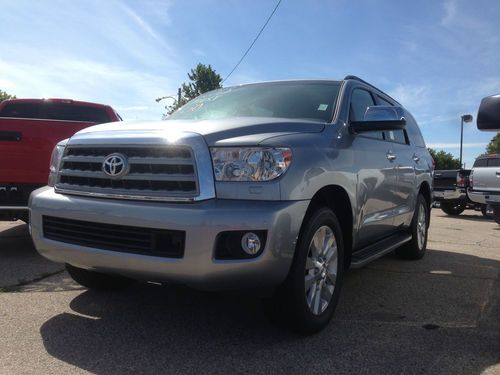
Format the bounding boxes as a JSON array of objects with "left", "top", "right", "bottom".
[
  {"left": 386, "top": 152, "right": 397, "bottom": 161},
  {"left": 412, "top": 154, "right": 420, "bottom": 163}
]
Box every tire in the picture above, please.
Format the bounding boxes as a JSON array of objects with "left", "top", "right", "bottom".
[
  {"left": 493, "top": 206, "right": 500, "bottom": 225},
  {"left": 66, "top": 264, "right": 136, "bottom": 291},
  {"left": 396, "top": 194, "right": 429, "bottom": 260},
  {"left": 270, "top": 207, "right": 344, "bottom": 335},
  {"left": 440, "top": 200, "right": 466, "bottom": 216},
  {"left": 481, "top": 205, "right": 488, "bottom": 217}
]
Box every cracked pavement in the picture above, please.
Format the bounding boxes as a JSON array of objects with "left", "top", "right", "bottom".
[{"left": 0, "top": 210, "right": 499, "bottom": 374}]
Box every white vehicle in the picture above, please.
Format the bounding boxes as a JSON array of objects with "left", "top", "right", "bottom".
[{"left": 469, "top": 154, "right": 500, "bottom": 223}]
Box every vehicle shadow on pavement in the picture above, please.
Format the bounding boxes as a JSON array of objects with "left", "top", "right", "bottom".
[{"left": 39, "top": 249, "right": 500, "bottom": 375}]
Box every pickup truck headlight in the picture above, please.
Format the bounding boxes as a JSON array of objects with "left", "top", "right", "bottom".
[
  {"left": 210, "top": 147, "right": 292, "bottom": 182},
  {"left": 48, "top": 140, "right": 67, "bottom": 187}
]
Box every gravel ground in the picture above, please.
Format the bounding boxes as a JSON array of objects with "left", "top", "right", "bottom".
[{"left": 0, "top": 210, "right": 499, "bottom": 374}]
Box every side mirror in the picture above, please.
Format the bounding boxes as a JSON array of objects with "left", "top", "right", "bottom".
[
  {"left": 350, "top": 106, "right": 406, "bottom": 133},
  {"left": 477, "top": 94, "right": 500, "bottom": 131}
]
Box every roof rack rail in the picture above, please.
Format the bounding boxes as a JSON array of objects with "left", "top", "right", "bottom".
[{"left": 343, "top": 75, "right": 401, "bottom": 105}]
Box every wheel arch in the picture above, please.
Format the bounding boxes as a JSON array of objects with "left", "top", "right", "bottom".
[
  {"left": 418, "top": 180, "right": 432, "bottom": 226},
  {"left": 300, "top": 185, "right": 354, "bottom": 268}
]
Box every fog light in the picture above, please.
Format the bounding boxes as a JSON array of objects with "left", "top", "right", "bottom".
[{"left": 241, "top": 232, "right": 261, "bottom": 255}]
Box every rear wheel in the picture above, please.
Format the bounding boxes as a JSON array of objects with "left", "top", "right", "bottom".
[
  {"left": 440, "top": 200, "right": 466, "bottom": 216},
  {"left": 493, "top": 206, "right": 500, "bottom": 225},
  {"left": 481, "top": 205, "right": 488, "bottom": 217},
  {"left": 270, "top": 207, "right": 344, "bottom": 335},
  {"left": 66, "top": 264, "right": 136, "bottom": 291},
  {"left": 396, "top": 194, "right": 429, "bottom": 260}
]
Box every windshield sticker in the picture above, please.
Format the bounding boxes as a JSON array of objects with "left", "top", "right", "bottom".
[{"left": 317, "top": 104, "right": 329, "bottom": 111}]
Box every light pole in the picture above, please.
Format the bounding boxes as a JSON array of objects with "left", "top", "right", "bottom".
[{"left": 460, "top": 114, "right": 473, "bottom": 167}]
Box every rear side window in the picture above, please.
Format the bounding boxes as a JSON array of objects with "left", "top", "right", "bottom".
[
  {"left": 0, "top": 103, "right": 41, "bottom": 118},
  {"left": 473, "top": 158, "right": 487, "bottom": 167},
  {"left": 490, "top": 158, "right": 500, "bottom": 167},
  {"left": 0, "top": 102, "right": 110, "bottom": 123},
  {"left": 44, "top": 104, "right": 110, "bottom": 123}
]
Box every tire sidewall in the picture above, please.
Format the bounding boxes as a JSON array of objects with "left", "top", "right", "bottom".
[
  {"left": 413, "top": 195, "right": 429, "bottom": 254},
  {"left": 287, "top": 207, "right": 344, "bottom": 333}
]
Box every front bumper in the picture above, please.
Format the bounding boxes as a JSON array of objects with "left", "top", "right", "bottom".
[
  {"left": 468, "top": 190, "right": 500, "bottom": 205},
  {"left": 30, "top": 187, "right": 309, "bottom": 290}
]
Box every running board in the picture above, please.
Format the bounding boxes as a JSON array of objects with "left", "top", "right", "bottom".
[{"left": 350, "top": 233, "right": 412, "bottom": 269}]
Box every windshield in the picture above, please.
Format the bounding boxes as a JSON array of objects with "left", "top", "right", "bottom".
[{"left": 168, "top": 81, "right": 341, "bottom": 122}]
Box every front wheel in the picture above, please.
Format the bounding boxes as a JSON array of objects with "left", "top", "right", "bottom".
[
  {"left": 440, "top": 200, "right": 466, "bottom": 216},
  {"left": 270, "top": 207, "right": 344, "bottom": 335},
  {"left": 396, "top": 194, "right": 429, "bottom": 260},
  {"left": 66, "top": 264, "right": 136, "bottom": 291}
]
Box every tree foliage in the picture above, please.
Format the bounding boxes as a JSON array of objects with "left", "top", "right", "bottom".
[
  {"left": 485, "top": 133, "right": 500, "bottom": 154},
  {"left": 0, "top": 89, "right": 16, "bottom": 102},
  {"left": 160, "top": 63, "right": 222, "bottom": 116},
  {"left": 428, "top": 148, "right": 461, "bottom": 170}
]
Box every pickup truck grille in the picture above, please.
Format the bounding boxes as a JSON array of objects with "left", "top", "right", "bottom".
[{"left": 55, "top": 145, "right": 199, "bottom": 201}]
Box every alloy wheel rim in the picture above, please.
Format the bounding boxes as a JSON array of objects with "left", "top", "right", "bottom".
[
  {"left": 417, "top": 203, "right": 427, "bottom": 250},
  {"left": 305, "top": 225, "right": 338, "bottom": 315}
]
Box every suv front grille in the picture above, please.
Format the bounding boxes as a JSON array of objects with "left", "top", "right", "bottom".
[
  {"left": 43, "top": 216, "right": 185, "bottom": 258},
  {"left": 55, "top": 145, "right": 199, "bottom": 201}
]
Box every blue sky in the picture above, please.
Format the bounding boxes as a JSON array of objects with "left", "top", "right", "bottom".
[{"left": 1, "top": 0, "right": 499, "bottom": 167}]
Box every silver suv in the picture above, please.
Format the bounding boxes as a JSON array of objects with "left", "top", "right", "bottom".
[{"left": 30, "top": 76, "right": 433, "bottom": 334}]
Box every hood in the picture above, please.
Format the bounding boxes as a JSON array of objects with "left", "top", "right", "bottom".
[{"left": 74, "top": 117, "right": 325, "bottom": 145}]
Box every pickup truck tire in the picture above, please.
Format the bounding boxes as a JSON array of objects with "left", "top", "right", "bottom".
[
  {"left": 396, "top": 194, "right": 429, "bottom": 260},
  {"left": 493, "top": 207, "right": 500, "bottom": 225},
  {"left": 269, "top": 207, "right": 344, "bottom": 335},
  {"left": 440, "top": 201, "right": 466, "bottom": 216},
  {"left": 66, "top": 264, "right": 136, "bottom": 291}
]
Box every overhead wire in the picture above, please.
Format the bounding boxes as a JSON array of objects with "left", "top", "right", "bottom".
[{"left": 222, "top": 0, "right": 283, "bottom": 84}]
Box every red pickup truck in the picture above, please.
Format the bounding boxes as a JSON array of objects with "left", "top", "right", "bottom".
[{"left": 0, "top": 98, "right": 121, "bottom": 221}]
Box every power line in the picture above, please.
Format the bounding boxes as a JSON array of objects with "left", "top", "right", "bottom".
[{"left": 222, "top": 0, "right": 283, "bottom": 84}]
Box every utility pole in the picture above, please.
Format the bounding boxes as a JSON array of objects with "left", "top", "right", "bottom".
[
  {"left": 460, "top": 114, "right": 473, "bottom": 168},
  {"left": 177, "top": 87, "right": 182, "bottom": 104}
]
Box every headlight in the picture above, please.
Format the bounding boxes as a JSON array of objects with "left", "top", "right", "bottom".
[
  {"left": 48, "top": 140, "right": 68, "bottom": 187},
  {"left": 210, "top": 147, "right": 292, "bottom": 182}
]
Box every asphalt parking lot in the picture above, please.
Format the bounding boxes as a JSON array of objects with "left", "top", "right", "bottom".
[{"left": 0, "top": 210, "right": 499, "bottom": 375}]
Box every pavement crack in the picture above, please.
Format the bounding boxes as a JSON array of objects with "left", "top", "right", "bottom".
[
  {"left": 0, "top": 269, "right": 65, "bottom": 292},
  {"left": 364, "top": 266, "right": 500, "bottom": 282}
]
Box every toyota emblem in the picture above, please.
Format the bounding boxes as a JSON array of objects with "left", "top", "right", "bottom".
[{"left": 102, "top": 153, "right": 129, "bottom": 178}]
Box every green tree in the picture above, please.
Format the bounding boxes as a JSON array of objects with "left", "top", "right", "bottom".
[
  {"left": 485, "top": 133, "right": 500, "bottom": 154},
  {"left": 428, "top": 148, "right": 461, "bottom": 170},
  {"left": 158, "top": 63, "right": 222, "bottom": 115},
  {"left": 0, "top": 89, "right": 16, "bottom": 102}
]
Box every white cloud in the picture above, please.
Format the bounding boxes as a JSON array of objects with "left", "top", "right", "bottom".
[
  {"left": 427, "top": 142, "right": 487, "bottom": 149},
  {"left": 441, "top": 0, "right": 457, "bottom": 27}
]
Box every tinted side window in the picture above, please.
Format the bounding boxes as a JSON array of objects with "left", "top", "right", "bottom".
[
  {"left": 377, "top": 96, "right": 393, "bottom": 106},
  {"left": 404, "top": 113, "right": 426, "bottom": 148},
  {"left": 0, "top": 103, "right": 42, "bottom": 118},
  {"left": 488, "top": 158, "right": 500, "bottom": 167},
  {"left": 473, "top": 158, "right": 487, "bottom": 167},
  {"left": 350, "top": 89, "right": 384, "bottom": 140},
  {"left": 386, "top": 130, "right": 407, "bottom": 144},
  {"left": 350, "top": 89, "right": 375, "bottom": 121}
]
